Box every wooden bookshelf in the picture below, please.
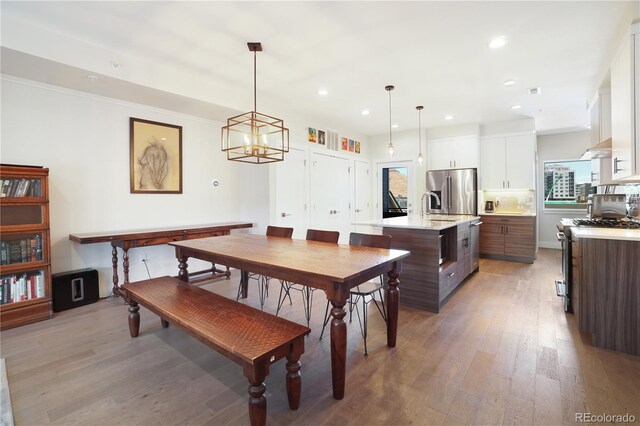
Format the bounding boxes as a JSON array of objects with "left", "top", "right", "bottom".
[{"left": 0, "top": 164, "right": 52, "bottom": 330}]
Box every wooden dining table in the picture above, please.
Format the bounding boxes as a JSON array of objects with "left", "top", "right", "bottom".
[{"left": 169, "top": 233, "right": 410, "bottom": 400}]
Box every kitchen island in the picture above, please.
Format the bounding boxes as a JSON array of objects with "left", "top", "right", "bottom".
[
  {"left": 568, "top": 224, "right": 640, "bottom": 356},
  {"left": 356, "top": 215, "right": 480, "bottom": 313}
]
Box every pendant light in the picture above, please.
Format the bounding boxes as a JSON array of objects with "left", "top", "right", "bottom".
[
  {"left": 386, "top": 85, "right": 395, "bottom": 157},
  {"left": 221, "top": 42, "right": 289, "bottom": 164},
  {"left": 416, "top": 105, "right": 424, "bottom": 165}
]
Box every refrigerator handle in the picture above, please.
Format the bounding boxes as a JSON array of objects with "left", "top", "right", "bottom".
[{"left": 447, "top": 175, "right": 452, "bottom": 210}]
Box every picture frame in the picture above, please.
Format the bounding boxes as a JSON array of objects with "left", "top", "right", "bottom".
[
  {"left": 130, "top": 117, "right": 183, "bottom": 194},
  {"left": 341, "top": 137, "right": 348, "bottom": 150},
  {"left": 355, "top": 141, "right": 361, "bottom": 154},
  {"left": 348, "top": 139, "right": 355, "bottom": 152},
  {"left": 308, "top": 127, "right": 317, "bottom": 143},
  {"left": 318, "top": 130, "right": 326, "bottom": 145}
]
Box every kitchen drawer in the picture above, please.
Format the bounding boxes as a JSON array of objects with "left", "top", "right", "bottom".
[{"left": 439, "top": 264, "right": 458, "bottom": 303}]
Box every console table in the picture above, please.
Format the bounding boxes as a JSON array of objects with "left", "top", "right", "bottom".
[{"left": 69, "top": 222, "right": 253, "bottom": 297}]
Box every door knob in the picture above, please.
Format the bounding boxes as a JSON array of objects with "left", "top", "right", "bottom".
[{"left": 281, "top": 212, "right": 292, "bottom": 217}]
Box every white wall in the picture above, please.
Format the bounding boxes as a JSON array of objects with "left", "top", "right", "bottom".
[
  {"left": 0, "top": 76, "right": 270, "bottom": 296},
  {"left": 536, "top": 131, "right": 591, "bottom": 248}
]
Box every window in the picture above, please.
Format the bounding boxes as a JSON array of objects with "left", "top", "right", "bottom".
[
  {"left": 543, "top": 160, "right": 592, "bottom": 210},
  {"left": 382, "top": 167, "right": 408, "bottom": 218}
]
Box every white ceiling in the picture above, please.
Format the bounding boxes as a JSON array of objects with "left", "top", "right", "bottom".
[{"left": 0, "top": 1, "right": 632, "bottom": 136}]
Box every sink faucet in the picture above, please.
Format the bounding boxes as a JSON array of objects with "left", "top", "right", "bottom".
[{"left": 421, "top": 192, "right": 441, "bottom": 218}]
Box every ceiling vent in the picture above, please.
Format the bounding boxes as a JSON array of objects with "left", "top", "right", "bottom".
[{"left": 528, "top": 87, "right": 542, "bottom": 95}]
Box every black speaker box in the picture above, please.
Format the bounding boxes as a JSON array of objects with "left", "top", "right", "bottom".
[{"left": 52, "top": 268, "right": 99, "bottom": 312}]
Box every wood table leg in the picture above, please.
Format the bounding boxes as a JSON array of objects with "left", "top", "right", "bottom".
[
  {"left": 386, "top": 262, "right": 400, "bottom": 348},
  {"left": 329, "top": 297, "right": 348, "bottom": 400},
  {"left": 111, "top": 244, "right": 120, "bottom": 298},
  {"left": 285, "top": 339, "right": 304, "bottom": 410},
  {"left": 244, "top": 364, "right": 268, "bottom": 426},
  {"left": 240, "top": 270, "right": 249, "bottom": 299},
  {"left": 178, "top": 256, "right": 189, "bottom": 282},
  {"left": 128, "top": 301, "right": 140, "bottom": 338},
  {"left": 122, "top": 248, "right": 130, "bottom": 285}
]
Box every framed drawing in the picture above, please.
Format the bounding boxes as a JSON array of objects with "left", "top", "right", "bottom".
[
  {"left": 348, "top": 139, "right": 355, "bottom": 152},
  {"left": 355, "top": 141, "right": 361, "bottom": 154},
  {"left": 308, "top": 127, "right": 317, "bottom": 143},
  {"left": 341, "top": 137, "right": 348, "bottom": 150},
  {"left": 130, "top": 117, "right": 183, "bottom": 194},
  {"left": 318, "top": 130, "right": 326, "bottom": 145}
]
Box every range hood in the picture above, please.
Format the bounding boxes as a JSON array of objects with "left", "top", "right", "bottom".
[{"left": 580, "top": 138, "right": 612, "bottom": 160}]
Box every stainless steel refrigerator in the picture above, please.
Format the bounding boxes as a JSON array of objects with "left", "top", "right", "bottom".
[{"left": 426, "top": 168, "right": 477, "bottom": 215}]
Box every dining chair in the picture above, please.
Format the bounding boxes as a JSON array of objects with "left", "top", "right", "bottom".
[
  {"left": 276, "top": 229, "right": 340, "bottom": 327},
  {"left": 236, "top": 225, "right": 294, "bottom": 310},
  {"left": 319, "top": 232, "right": 391, "bottom": 355}
]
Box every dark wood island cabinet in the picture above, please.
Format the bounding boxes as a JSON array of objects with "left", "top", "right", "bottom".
[
  {"left": 384, "top": 220, "right": 479, "bottom": 313},
  {"left": 571, "top": 233, "right": 640, "bottom": 356}
]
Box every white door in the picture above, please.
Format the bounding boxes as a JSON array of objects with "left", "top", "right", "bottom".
[
  {"left": 376, "top": 160, "right": 415, "bottom": 218},
  {"left": 480, "top": 136, "right": 506, "bottom": 189},
  {"left": 505, "top": 134, "right": 535, "bottom": 189},
  {"left": 275, "top": 148, "right": 307, "bottom": 239},
  {"left": 354, "top": 160, "right": 371, "bottom": 232},
  {"left": 310, "top": 153, "right": 351, "bottom": 243}
]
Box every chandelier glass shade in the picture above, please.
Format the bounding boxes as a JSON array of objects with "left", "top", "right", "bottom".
[{"left": 221, "top": 42, "right": 289, "bottom": 164}]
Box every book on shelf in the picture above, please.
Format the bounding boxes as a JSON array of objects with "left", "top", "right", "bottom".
[
  {"left": 0, "top": 178, "right": 39, "bottom": 197},
  {"left": 0, "top": 271, "right": 45, "bottom": 305},
  {"left": 0, "top": 236, "right": 43, "bottom": 265}
]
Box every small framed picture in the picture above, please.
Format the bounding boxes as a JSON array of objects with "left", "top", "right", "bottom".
[
  {"left": 308, "top": 127, "right": 317, "bottom": 143},
  {"left": 349, "top": 139, "right": 355, "bottom": 152},
  {"left": 318, "top": 130, "right": 326, "bottom": 145},
  {"left": 130, "top": 118, "right": 182, "bottom": 194},
  {"left": 355, "top": 141, "right": 361, "bottom": 154},
  {"left": 341, "top": 137, "right": 348, "bottom": 150}
]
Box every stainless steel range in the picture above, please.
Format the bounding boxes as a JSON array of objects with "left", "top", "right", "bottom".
[{"left": 555, "top": 217, "right": 640, "bottom": 313}]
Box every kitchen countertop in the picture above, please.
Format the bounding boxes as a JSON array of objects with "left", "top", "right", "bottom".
[
  {"left": 354, "top": 215, "right": 480, "bottom": 231},
  {"left": 481, "top": 212, "right": 537, "bottom": 217},
  {"left": 561, "top": 218, "right": 640, "bottom": 242}
]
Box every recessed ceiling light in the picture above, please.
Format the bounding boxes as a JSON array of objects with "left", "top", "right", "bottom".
[
  {"left": 489, "top": 37, "right": 506, "bottom": 49},
  {"left": 444, "top": 115, "right": 454, "bottom": 120},
  {"left": 361, "top": 109, "right": 370, "bottom": 116},
  {"left": 528, "top": 87, "right": 542, "bottom": 95},
  {"left": 503, "top": 80, "right": 516, "bottom": 87},
  {"left": 392, "top": 124, "right": 399, "bottom": 128},
  {"left": 511, "top": 105, "right": 522, "bottom": 110},
  {"left": 318, "top": 89, "right": 328, "bottom": 96},
  {"left": 110, "top": 61, "right": 121, "bottom": 70},
  {"left": 87, "top": 75, "right": 98, "bottom": 82}
]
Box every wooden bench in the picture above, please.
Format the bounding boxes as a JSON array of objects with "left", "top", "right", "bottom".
[{"left": 121, "top": 276, "right": 310, "bottom": 426}]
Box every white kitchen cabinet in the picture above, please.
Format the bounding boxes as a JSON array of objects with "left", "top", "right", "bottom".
[
  {"left": 480, "top": 133, "right": 536, "bottom": 189},
  {"left": 610, "top": 20, "right": 639, "bottom": 181},
  {"left": 427, "top": 135, "right": 479, "bottom": 170},
  {"left": 589, "top": 90, "right": 611, "bottom": 146},
  {"left": 591, "top": 157, "right": 613, "bottom": 186}
]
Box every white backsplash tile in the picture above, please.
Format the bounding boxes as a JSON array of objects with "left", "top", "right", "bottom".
[{"left": 480, "top": 189, "right": 536, "bottom": 214}]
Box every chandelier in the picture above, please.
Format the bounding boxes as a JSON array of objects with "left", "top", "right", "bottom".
[{"left": 221, "top": 42, "right": 289, "bottom": 164}]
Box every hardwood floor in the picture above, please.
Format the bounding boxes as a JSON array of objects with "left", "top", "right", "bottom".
[{"left": 1, "top": 248, "right": 639, "bottom": 425}]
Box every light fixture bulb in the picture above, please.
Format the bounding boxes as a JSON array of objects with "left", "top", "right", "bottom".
[
  {"left": 361, "top": 109, "right": 370, "bottom": 116},
  {"left": 489, "top": 37, "right": 506, "bottom": 49},
  {"left": 511, "top": 105, "right": 522, "bottom": 110},
  {"left": 385, "top": 85, "right": 395, "bottom": 158},
  {"left": 503, "top": 80, "right": 515, "bottom": 87},
  {"left": 416, "top": 105, "right": 424, "bottom": 166},
  {"left": 392, "top": 124, "right": 399, "bottom": 128},
  {"left": 318, "top": 89, "right": 328, "bottom": 96},
  {"left": 445, "top": 115, "right": 454, "bottom": 120}
]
